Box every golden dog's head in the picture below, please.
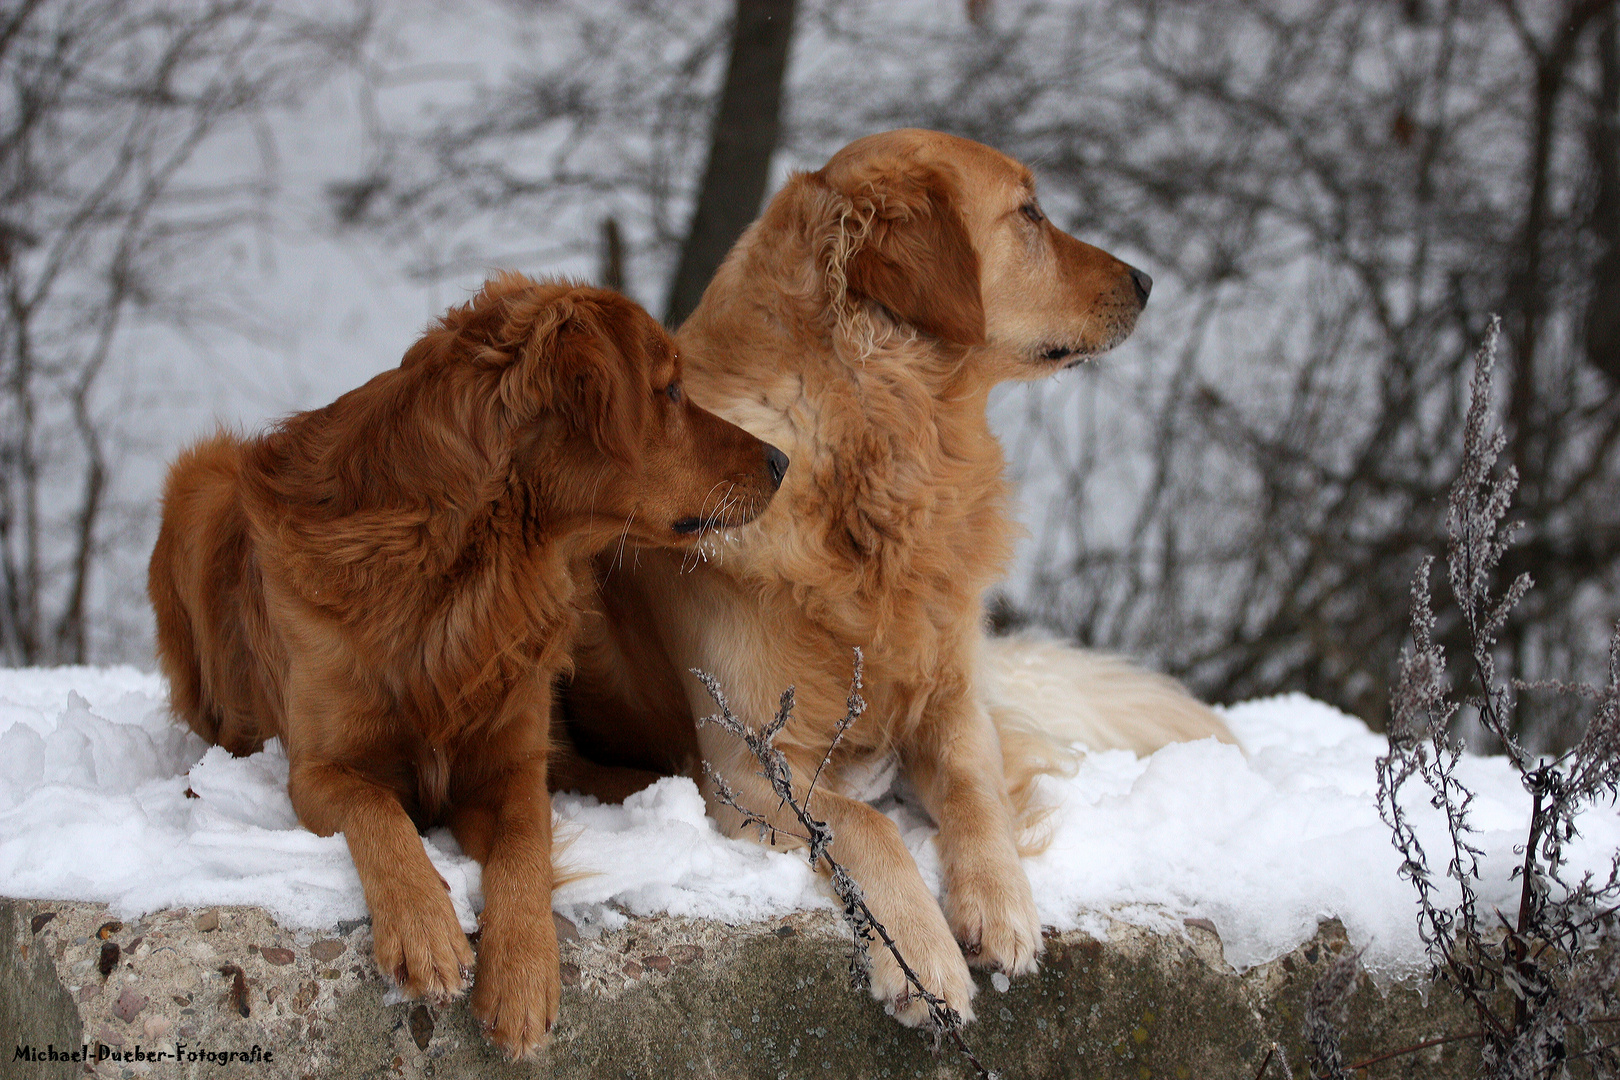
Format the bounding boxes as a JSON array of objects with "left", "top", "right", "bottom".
[{"left": 811, "top": 128, "right": 1149, "bottom": 382}]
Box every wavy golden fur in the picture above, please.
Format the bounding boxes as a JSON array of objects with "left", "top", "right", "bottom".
[
  {"left": 148, "top": 274, "right": 784, "bottom": 1057},
  {"left": 559, "top": 130, "right": 1235, "bottom": 1026}
]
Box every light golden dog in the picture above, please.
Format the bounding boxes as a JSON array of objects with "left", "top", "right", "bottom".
[{"left": 560, "top": 130, "right": 1233, "bottom": 1024}]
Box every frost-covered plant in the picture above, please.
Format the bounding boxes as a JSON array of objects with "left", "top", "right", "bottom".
[
  {"left": 1301, "top": 950, "right": 1360, "bottom": 1080},
  {"left": 1374, "top": 318, "right": 1620, "bottom": 1078},
  {"left": 693, "top": 649, "right": 1000, "bottom": 1080}
]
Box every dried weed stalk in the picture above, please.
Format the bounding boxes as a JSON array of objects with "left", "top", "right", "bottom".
[
  {"left": 1372, "top": 319, "right": 1620, "bottom": 1078},
  {"left": 693, "top": 648, "right": 1000, "bottom": 1080},
  {"left": 1302, "top": 950, "right": 1362, "bottom": 1080}
]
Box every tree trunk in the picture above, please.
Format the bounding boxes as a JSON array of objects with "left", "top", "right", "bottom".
[
  {"left": 599, "top": 216, "right": 626, "bottom": 295},
  {"left": 664, "top": 0, "right": 797, "bottom": 327},
  {"left": 1584, "top": 5, "right": 1620, "bottom": 384}
]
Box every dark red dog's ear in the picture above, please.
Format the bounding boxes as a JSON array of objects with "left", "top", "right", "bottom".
[
  {"left": 499, "top": 293, "right": 646, "bottom": 468},
  {"left": 557, "top": 312, "right": 646, "bottom": 468},
  {"left": 831, "top": 165, "right": 986, "bottom": 347}
]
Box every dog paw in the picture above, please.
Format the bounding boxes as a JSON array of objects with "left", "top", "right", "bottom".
[
  {"left": 471, "top": 911, "right": 560, "bottom": 1058},
  {"left": 370, "top": 886, "right": 475, "bottom": 1004},
  {"left": 866, "top": 906, "right": 976, "bottom": 1028},
  {"left": 944, "top": 865, "right": 1042, "bottom": 978}
]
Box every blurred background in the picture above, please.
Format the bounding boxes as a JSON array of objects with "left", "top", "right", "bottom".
[{"left": 2, "top": 0, "right": 1616, "bottom": 750}]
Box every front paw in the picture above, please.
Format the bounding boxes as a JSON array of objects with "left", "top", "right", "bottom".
[
  {"left": 370, "top": 880, "right": 475, "bottom": 1003},
  {"left": 945, "top": 864, "right": 1042, "bottom": 977},
  {"left": 865, "top": 905, "right": 976, "bottom": 1028},
  {"left": 471, "top": 910, "right": 560, "bottom": 1058}
]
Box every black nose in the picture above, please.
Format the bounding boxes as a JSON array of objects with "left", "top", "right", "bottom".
[
  {"left": 1129, "top": 266, "right": 1153, "bottom": 306},
  {"left": 765, "top": 444, "right": 789, "bottom": 489}
]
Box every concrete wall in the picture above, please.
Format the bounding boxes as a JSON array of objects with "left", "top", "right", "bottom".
[{"left": 2, "top": 896, "right": 1479, "bottom": 1079}]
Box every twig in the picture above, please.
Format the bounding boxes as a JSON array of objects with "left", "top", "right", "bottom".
[
  {"left": 805, "top": 646, "right": 865, "bottom": 816},
  {"left": 1552, "top": 1034, "right": 1620, "bottom": 1070},
  {"left": 1348, "top": 1029, "right": 1481, "bottom": 1071},
  {"left": 695, "top": 650, "right": 1000, "bottom": 1080}
]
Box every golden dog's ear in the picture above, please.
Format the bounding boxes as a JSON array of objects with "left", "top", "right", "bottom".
[
  {"left": 496, "top": 288, "right": 647, "bottom": 468},
  {"left": 823, "top": 164, "right": 986, "bottom": 347}
]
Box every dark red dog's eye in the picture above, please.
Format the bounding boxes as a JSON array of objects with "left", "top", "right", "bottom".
[
  {"left": 664, "top": 383, "right": 681, "bottom": 403},
  {"left": 1020, "top": 202, "right": 1044, "bottom": 224}
]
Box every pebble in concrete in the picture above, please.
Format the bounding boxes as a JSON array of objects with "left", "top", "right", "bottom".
[
  {"left": 408, "top": 1004, "right": 434, "bottom": 1051},
  {"left": 310, "top": 939, "right": 345, "bottom": 962},
  {"left": 668, "top": 943, "right": 704, "bottom": 964},
  {"left": 111, "top": 988, "right": 147, "bottom": 1023}
]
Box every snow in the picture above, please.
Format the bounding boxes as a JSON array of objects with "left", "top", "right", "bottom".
[{"left": 2, "top": 668, "right": 1617, "bottom": 982}]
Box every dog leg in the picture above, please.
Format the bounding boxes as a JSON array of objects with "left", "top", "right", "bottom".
[
  {"left": 547, "top": 730, "right": 665, "bottom": 803},
  {"left": 451, "top": 757, "right": 559, "bottom": 1059},
  {"left": 289, "top": 759, "right": 474, "bottom": 1003},
  {"left": 700, "top": 733, "right": 976, "bottom": 1026},
  {"left": 906, "top": 687, "right": 1043, "bottom": 982}
]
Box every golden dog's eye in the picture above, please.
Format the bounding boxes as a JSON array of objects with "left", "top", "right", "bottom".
[
  {"left": 1020, "top": 202, "right": 1044, "bottom": 224},
  {"left": 664, "top": 382, "right": 681, "bottom": 403}
]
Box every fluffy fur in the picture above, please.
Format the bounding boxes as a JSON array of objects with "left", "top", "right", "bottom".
[
  {"left": 148, "top": 273, "right": 784, "bottom": 1057},
  {"left": 559, "top": 130, "right": 1234, "bottom": 1025}
]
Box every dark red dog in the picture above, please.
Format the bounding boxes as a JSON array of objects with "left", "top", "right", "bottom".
[{"left": 147, "top": 273, "right": 786, "bottom": 1056}]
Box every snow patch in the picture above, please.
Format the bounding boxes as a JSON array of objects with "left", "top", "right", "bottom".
[{"left": 1, "top": 669, "right": 1615, "bottom": 980}]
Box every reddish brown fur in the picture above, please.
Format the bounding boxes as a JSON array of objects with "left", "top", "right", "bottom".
[
  {"left": 559, "top": 130, "right": 1232, "bottom": 1027},
  {"left": 148, "top": 273, "right": 783, "bottom": 1057}
]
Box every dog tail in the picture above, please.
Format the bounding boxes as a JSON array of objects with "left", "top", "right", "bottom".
[{"left": 981, "top": 632, "right": 1238, "bottom": 854}]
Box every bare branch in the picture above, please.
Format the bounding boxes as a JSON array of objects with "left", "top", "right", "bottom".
[
  {"left": 0, "top": 0, "right": 368, "bottom": 663},
  {"left": 694, "top": 655, "right": 999, "bottom": 1080}
]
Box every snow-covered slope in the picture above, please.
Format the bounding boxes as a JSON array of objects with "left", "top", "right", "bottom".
[{"left": 2, "top": 666, "right": 1615, "bottom": 981}]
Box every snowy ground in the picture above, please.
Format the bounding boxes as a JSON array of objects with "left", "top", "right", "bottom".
[{"left": 2, "top": 666, "right": 1616, "bottom": 982}]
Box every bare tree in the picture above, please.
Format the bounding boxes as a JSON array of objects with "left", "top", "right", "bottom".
[
  {"left": 664, "top": 0, "right": 798, "bottom": 325},
  {"left": 849, "top": 0, "right": 1620, "bottom": 749},
  {"left": 328, "top": 0, "right": 734, "bottom": 297},
  {"left": 0, "top": 0, "right": 368, "bottom": 664},
  {"left": 344, "top": 0, "right": 1620, "bottom": 747}
]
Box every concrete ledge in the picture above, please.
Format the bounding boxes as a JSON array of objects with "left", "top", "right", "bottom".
[{"left": 3, "top": 896, "right": 1477, "bottom": 1079}]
